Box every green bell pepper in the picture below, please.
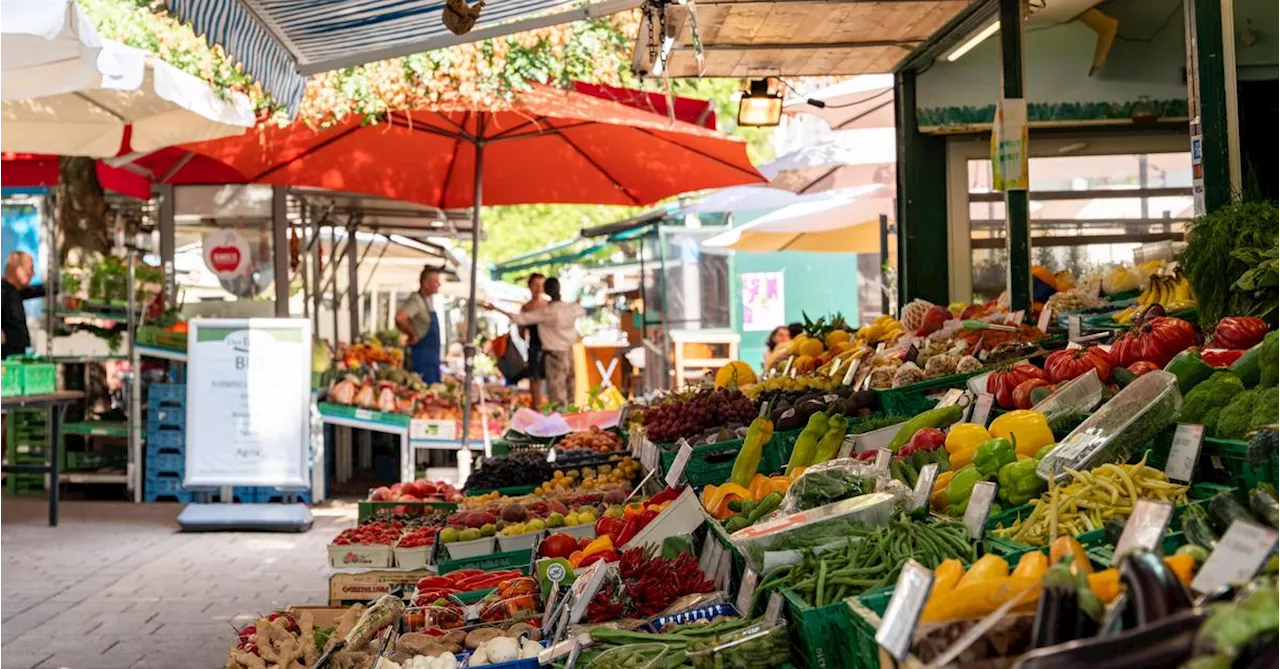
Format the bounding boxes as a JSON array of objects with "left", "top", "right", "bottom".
[
  {"left": 945, "top": 465, "right": 985, "bottom": 506},
  {"left": 996, "top": 459, "right": 1046, "bottom": 506},
  {"left": 973, "top": 438, "right": 1016, "bottom": 477},
  {"left": 1034, "top": 443, "right": 1056, "bottom": 461}
]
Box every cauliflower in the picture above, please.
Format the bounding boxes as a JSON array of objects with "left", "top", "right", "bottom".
[
  {"left": 955, "top": 355, "right": 983, "bottom": 374},
  {"left": 1214, "top": 389, "right": 1259, "bottom": 440},
  {"left": 892, "top": 362, "right": 926, "bottom": 388},
  {"left": 1180, "top": 371, "right": 1246, "bottom": 424}
]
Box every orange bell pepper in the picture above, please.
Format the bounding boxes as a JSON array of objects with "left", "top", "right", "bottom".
[
  {"left": 568, "top": 550, "right": 584, "bottom": 568},
  {"left": 623, "top": 503, "right": 646, "bottom": 520},
  {"left": 702, "top": 482, "right": 752, "bottom": 520},
  {"left": 748, "top": 473, "right": 791, "bottom": 501}
]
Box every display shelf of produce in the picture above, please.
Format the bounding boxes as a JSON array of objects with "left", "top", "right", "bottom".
[
  {"left": 137, "top": 344, "right": 188, "bottom": 362},
  {"left": 1145, "top": 430, "right": 1279, "bottom": 492},
  {"left": 317, "top": 402, "right": 411, "bottom": 428},
  {"left": 61, "top": 421, "right": 129, "bottom": 438},
  {"left": 436, "top": 548, "right": 532, "bottom": 576},
  {"left": 357, "top": 500, "right": 458, "bottom": 522}
]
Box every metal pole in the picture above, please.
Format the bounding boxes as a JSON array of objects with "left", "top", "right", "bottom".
[
  {"left": 879, "top": 214, "right": 890, "bottom": 315},
  {"left": 461, "top": 127, "right": 485, "bottom": 451},
  {"left": 347, "top": 218, "right": 360, "bottom": 340},
  {"left": 158, "top": 184, "right": 176, "bottom": 304},
  {"left": 657, "top": 224, "right": 672, "bottom": 388},
  {"left": 299, "top": 206, "right": 310, "bottom": 319},
  {"left": 331, "top": 224, "right": 340, "bottom": 345},
  {"left": 272, "top": 186, "right": 290, "bottom": 316},
  {"left": 127, "top": 247, "right": 141, "bottom": 502},
  {"left": 999, "top": 0, "right": 1031, "bottom": 314}
]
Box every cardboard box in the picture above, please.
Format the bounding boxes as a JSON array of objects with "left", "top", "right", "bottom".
[
  {"left": 328, "top": 544, "right": 393, "bottom": 569},
  {"left": 328, "top": 569, "right": 431, "bottom": 606}
]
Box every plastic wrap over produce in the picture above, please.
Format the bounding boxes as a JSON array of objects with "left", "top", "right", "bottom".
[
  {"left": 781, "top": 458, "right": 911, "bottom": 514},
  {"left": 730, "top": 492, "right": 896, "bottom": 571}
]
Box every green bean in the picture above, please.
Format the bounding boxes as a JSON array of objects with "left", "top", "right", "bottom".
[{"left": 816, "top": 559, "right": 827, "bottom": 606}]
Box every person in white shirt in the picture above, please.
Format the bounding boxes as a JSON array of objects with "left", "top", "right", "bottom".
[{"left": 490, "top": 277, "right": 583, "bottom": 408}]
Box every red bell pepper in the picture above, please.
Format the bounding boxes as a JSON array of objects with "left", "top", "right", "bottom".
[
  {"left": 639, "top": 508, "right": 660, "bottom": 527},
  {"left": 594, "top": 516, "right": 625, "bottom": 542},
  {"left": 615, "top": 515, "right": 642, "bottom": 546},
  {"left": 577, "top": 549, "right": 619, "bottom": 567},
  {"left": 648, "top": 486, "right": 681, "bottom": 507},
  {"left": 445, "top": 569, "right": 485, "bottom": 583},
  {"left": 415, "top": 576, "right": 457, "bottom": 590},
  {"left": 1201, "top": 348, "right": 1245, "bottom": 368}
]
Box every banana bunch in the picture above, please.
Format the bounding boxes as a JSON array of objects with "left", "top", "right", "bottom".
[
  {"left": 1101, "top": 266, "right": 1141, "bottom": 295},
  {"left": 1137, "top": 272, "right": 1195, "bottom": 311},
  {"left": 816, "top": 345, "right": 873, "bottom": 378},
  {"left": 855, "top": 315, "right": 905, "bottom": 346}
]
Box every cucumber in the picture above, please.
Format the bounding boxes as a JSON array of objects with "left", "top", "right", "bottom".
[
  {"left": 1249, "top": 483, "right": 1279, "bottom": 529},
  {"left": 1180, "top": 505, "right": 1220, "bottom": 551},
  {"left": 1230, "top": 341, "right": 1264, "bottom": 387},
  {"left": 1208, "top": 492, "right": 1256, "bottom": 533}
]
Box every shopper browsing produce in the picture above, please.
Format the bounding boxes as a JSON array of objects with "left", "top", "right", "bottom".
[{"left": 486, "top": 277, "right": 583, "bottom": 407}]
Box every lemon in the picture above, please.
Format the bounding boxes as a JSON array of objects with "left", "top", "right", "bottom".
[
  {"left": 824, "top": 330, "right": 852, "bottom": 348},
  {"left": 798, "top": 338, "right": 825, "bottom": 357}
]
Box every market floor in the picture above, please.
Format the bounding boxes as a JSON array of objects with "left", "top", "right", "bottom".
[{"left": 1, "top": 497, "right": 355, "bottom": 669}]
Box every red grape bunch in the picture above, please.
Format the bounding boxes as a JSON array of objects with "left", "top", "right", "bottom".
[{"left": 640, "top": 388, "right": 757, "bottom": 445}]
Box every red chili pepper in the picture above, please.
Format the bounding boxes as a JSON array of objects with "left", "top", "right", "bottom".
[
  {"left": 614, "top": 516, "right": 642, "bottom": 546},
  {"left": 415, "top": 576, "right": 456, "bottom": 590},
  {"left": 577, "top": 549, "right": 619, "bottom": 568},
  {"left": 445, "top": 569, "right": 485, "bottom": 583}
]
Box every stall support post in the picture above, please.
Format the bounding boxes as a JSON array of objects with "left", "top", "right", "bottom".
[
  {"left": 892, "top": 70, "right": 950, "bottom": 309},
  {"left": 127, "top": 248, "right": 141, "bottom": 502},
  {"left": 1184, "top": 0, "right": 1240, "bottom": 214},
  {"left": 158, "top": 184, "right": 176, "bottom": 304},
  {"left": 273, "top": 186, "right": 291, "bottom": 317},
  {"left": 346, "top": 219, "right": 360, "bottom": 340},
  {"left": 331, "top": 224, "right": 341, "bottom": 346},
  {"left": 879, "top": 214, "right": 891, "bottom": 315},
  {"left": 460, "top": 133, "right": 485, "bottom": 450},
  {"left": 311, "top": 208, "right": 323, "bottom": 335},
  {"left": 998, "top": 0, "right": 1032, "bottom": 313}
]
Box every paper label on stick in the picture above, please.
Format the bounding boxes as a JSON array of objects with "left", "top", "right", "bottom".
[
  {"left": 736, "top": 568, "right": 760, "bottom": 615},
  {"left": 1191, "top": 520, "right": 1279, "bottom": 594},
  {"left": 875, "top": 449, "right": 892, "bottom": 472},
  {"left": 936, "top": 388, "right": 965, "bottom": 407},
  {"left": 1037, "top": 306, "right": 1053, "bottom": 333},
  {"left": 911, "top": 464, "right": 939, "bottom": 510},
  {"left": 876, "top": 560, "right": 934, "bottom": 661},
  {"left": 836, "top": 436, "right": 856, "bottom": 459},
  {"left": 714, "top": 546, "right": 733, "bottom": 591},
  {"left": 1112, "top": 499, "right": 1174, "bottom": 564},
  {"left": 665, "top": 439, "right": 694, "bottom": 486},
  {"left": 842, "top": 359, "right": 861, "bottom": 386},
  {"left": 971, "top": 392, "right": 995, "bottom": 427},
  {"left": 1067, "top": 315, "right": 1082, "bottom": 341},
  {"left": 698, "top": 533, "right": 718, "bottom": 575},
  {"left": 763, "top": 592, "right": 784, "bottom": 625},
  {"left": 567, "top": 562, "right": 608, "bottom": 623},
  {"left": 963, "top": 482, "right": 998, "bottom": 540},
  {"left": 1165, "top": 423, "right": 1204, "bottom": 483}
]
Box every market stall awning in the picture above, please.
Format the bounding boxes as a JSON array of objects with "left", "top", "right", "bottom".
[
  {"left": 632, "top": 0, "right": 970, "bottom": 78},
  {"left": 702, "top": 184, "right": 896, "bottom": 253},
  {"left": 783, "top": 75, "right": 895, "bottom": 131},
  {"left": 165, "top": 0, "right": 639, "bottom": 115}
]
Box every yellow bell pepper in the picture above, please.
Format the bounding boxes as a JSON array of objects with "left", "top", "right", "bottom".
[
  {"left": 1011, "top": 551, "right": 1048, "bottom": 580},
  {"left": 945, "top": 423, "right": 990, "bottom": 455},
  {"left": 930, "top": 470, "right": 955, "bottom": 511},
  {"left": 988, "top": 410, "right": 1054, "bottom": 457},
  {"left": 582, "top": 534, "right": 614, "bottom": 558},
  {"left": 949, "top": 446, "right": 978, "bottom": 470},
  {"left": 702, "top": 482, "right": 752, "bottom": 520},
  {"left": 932, "top": 559, "right": 966, "bottom": 597}
]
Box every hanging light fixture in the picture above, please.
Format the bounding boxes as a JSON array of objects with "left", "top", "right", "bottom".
[{"left": 737, "top": 78, "right": 782, "bottom": 127}]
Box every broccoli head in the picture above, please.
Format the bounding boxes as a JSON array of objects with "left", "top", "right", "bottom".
[
  {"left": 1181, "top": 371, "right": 1247, "bottom": 424},
  {"left": 1247, "top": 428, "right": 1278, "bottom": 470},
  {"left": 1260, "top": 332, "right": 1279, "bottom": 389},
  {"left": 1215, "top": 389, "right": 1259, "bottom": 440},
  {"left": 1251, "top": 386, "right": 1279, "bottom": 429},
  {"left": 1203, "top": 407, "right": 1224, "bottom": 438}
]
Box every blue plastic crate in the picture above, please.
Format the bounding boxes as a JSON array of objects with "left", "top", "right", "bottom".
[
  {"left": 143, "top": 490, "right": 196, "bottom": 503},
  {"left": 145, "top": 473, "right": 187, "bottom": 495},
  {"left": 147, "top": 405, "right": 186, "bottom": 428},
  {"left": 145, "top": 428, "right": 185, "bottom": 454},
  {"left": 148, "top": 383, "right": 186, "bottom": 403},
  {"left": 146, "top": 452, "right": 185, "bottom": 475}
]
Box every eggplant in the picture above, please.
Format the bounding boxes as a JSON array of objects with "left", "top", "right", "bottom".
[
  {"left": 1031, "top": 582, "right": 1081, "bottom": 649},
  {"left": 1120, "top": 550, "right": 1193, "bottom": 628},
  {"left": 1013, "top": 609, "right": 1206, "bottom": 669},
  {"left": 1234, "top": 631, "right": 1280, "bottom": 669}
]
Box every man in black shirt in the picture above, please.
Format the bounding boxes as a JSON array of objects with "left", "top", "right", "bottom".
[{"left": 2, "top": 251, "right": 46, "bottom": 359}]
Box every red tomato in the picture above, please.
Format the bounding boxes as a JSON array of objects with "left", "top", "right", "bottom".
[
  {"left": 987, "top": 361, "right": 1047, "bottom": 409},
  {"left": 1043, "top": 346, "right": 1114, "bottom": 384},
  {"left": 1212, "top": 317, "right": 1268, "bottom": 350},
  {"left": 1112, "top": 317, "right": 1198, "bottom": 368},
  {"left": 1012, "top": 378, "right": 1053, "bottom": 410},
  {"left": 1126, "top": 361, "right": 1161, "bottom": 376},
  {"left": 538, "top": 533, "right": 581, "bottom": 559}
]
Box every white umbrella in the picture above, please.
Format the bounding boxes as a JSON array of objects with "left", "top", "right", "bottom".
[
  {"left": 759, "top": 128, "right": 896, "bottom": 194},
  {"left": 702, "top": 185, "right": 897, "bottom": 253},
  {"left": 1, "top": 0, "right": 254, "bottom": 158},
  {"left": 675, "top": 185, "right": 801, "bottom": 215},
  {"left": 783, "top": 75, "right": 895, "bottom": 132}
]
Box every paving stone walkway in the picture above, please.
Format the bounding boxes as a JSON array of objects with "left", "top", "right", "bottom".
[{"left": 2, "top": 497, "right": 355, "bottom": 669}]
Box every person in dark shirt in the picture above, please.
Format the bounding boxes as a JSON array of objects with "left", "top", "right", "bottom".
[{"left": 2, "top": 251, "right": 46, "bottom": 359}]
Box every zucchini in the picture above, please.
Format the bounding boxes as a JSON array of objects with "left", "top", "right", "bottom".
[
  {"left": 1208, "top": 492, "right": 1256, "bottom": 534},
  {"left": 1180, "top": 505, "right": 1220, "bottom": 551},
  {"left": 1249, "top": 483, "right": 1280, "bottom": 529},
  {"left": 1230, "top": 340, "right": 1264, "bottom": 387}
]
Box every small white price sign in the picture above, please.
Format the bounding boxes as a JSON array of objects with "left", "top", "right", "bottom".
[
  {"left": 842, "top": 359, "right": 861, "bottom": 386},
  {"left": 963, "top": 482, "right": 998, "bottom": 540},
  {"left": 1037, "top": 306, "right": 1053, "bottom": 333},
  {"left": 1191, "top": 520, "right": 1279, "bottom": 594},
  {"left": 714, "top": 547, "right": 733, "bottom": 591},
  {"left": 1112, "top": 499, "right": 1174, "bottom": 564},
  {"left": 698, "top": 533, "right": 718, "bottom": 575},
  {"left": 876, "top": 560, "right": 934, "bottom": 661},
  {"left": 970, "top": 392, "right": 995, "bottom": 427},
  {"left": 736, "top": 567, "right": 760, "bottom": 615},
  {"left": 836, "top": 436, "right": 856, "bottom": 459},
  {"left": 1009, "top": 310, "right": 1025, "bottom": 324},
  {"left": 936, "top": 389, "right": 966, "bottom": 407},
  {"left": 1067, "top": 315, "right": 1082, "bottom": 341},
  {"left": 567, "top": 562, "right": 609, "bottom": 623},
  {"left": 763, "top": 592, "right": 785, "bottom": 624},
  {"left": 1165, "top": 423, "right": 1204, "bottom": 483},
  {"left": 546, "top": 448, "right": 558, "bottom": 463},
  {"left": 875, "top": 448, "right": 892, "bottom": 472},
  {"left": 665, "top": 440, "right": 694, "bottom": 487},
  {"left": 912, "top": 464, "right": 939, "bottom": 510}
]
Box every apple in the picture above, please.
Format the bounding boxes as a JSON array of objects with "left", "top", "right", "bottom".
[
  {"left": 909, "top": 427, "right": 947, "bottom": 451},
  {"left": 370, "top": 486, "right": 393, "bottom": 501}
]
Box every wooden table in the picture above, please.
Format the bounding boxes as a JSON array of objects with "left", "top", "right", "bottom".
[{"left": 1, "top": 390, "right": 85, "bottom": 527}]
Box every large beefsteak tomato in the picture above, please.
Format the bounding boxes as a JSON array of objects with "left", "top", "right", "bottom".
[
  {"left": 1212, "top": 317, "right": 1268, "bottom": 350},
  {"left": 1112, "top": 317, "right": 1197, "bottom": 368},
  {"left": 1044, "top": 346, "right": 1114, "bottom": 384},
  {"left": 987, "top": 361, "right": 1047, "bottom": 409}
]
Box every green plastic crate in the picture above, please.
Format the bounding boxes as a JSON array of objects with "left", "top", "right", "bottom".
[
  {"left": 783, "top": 586, "right": 892, "bottom": 669},
  {"left": 1, "top": 361, "right": 20, "bottom": 396},
  {"left": 436, "top": 548, "right": 532, "bottom": 575},
  {"left": 63, "top": 450, "right": 128, "bottom": 471},
  {"left": 874, "top": 369, "right": 984, "bottom": 416},
  {"left": 659, "top": 437, "right": 745, "bottom": 488},
  {"left": 1145, "top": 430, "right": 1279, "bottom": 492},
  {"left": 847, "top": 588, "right": 893, "bottom": 669},
  {"left": 19, "top": 363, "right": 56, "bottom": 395}
]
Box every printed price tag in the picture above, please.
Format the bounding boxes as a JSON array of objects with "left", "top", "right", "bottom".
[
  {"left": 546, "top": 448, "right": 558, "bottom": 463},
  {"left": 971, "top": 392, "right": 995, "bottom": 427},
  {"left": 698, "top": 533, "right": 718, "bottom": 575},
  {"left": 876, "top": 560, "right": 934, "bottom": 661},
  {"left": 1165, "top": 423, "right": 1204, "bottom": 483},
  {"left": 1009, "top": 310, "right": 1025, "bottom": 324},
  {"left": 963, "top": 482, "right": 998, "bottom": 540},
  {"left": 736, "top": 568, "right": 760, "bottom": 615},
  {"left": 842, "top": 358, "right": 861, "bottom": 386},
  {"left": 354, "top": 408, "right": 374, "bottom": 421},
  {"left": 912, "top": 463, "right": 939, "bottom": 511},
  {"left": 936, "top": 388, "right": 965, "bottom": 407},
  {"left": 837, "top": 436, "right": 856, "bottom": 459},
  {"left": 628, "top": 430, "right": 644, "bottom": 457},
  {"left": 567, "top": 562, "right": 608, "bottom": 623},
  {"left": 875, "top": 448, "right": 892, "bottom": 472},
  {"left": 665, "top": 440, "right": 694, "bottom": 487},
  {"left": 1067, "top": 315, "right": 1082, "bottom": 341},
  {"left": 1112, "top": 499, "right": 1174, "bottom": 564},
  {"left": 1037, "top": 306, "right": 1053, "bottom": 333},
  {"left": 715, "top": 546, "right": 733, "bottom": 591},
  {"left": 763, "top": 592, "right": 785, "bottom": 625},
  {"left": 1191, "top": 520, "right": 1279, "bottom": 594}
]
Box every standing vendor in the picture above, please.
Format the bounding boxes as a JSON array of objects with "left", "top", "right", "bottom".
[
  {"left": 395, "top": 266, "right": 442, "bottom": 384},
  {"left": 2, "top": 251, "right": 46, "bottom": 359}
]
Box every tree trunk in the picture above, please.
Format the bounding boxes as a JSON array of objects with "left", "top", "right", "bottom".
[{"left": 56, "top": 156, "right": 108, "bottom": 261}]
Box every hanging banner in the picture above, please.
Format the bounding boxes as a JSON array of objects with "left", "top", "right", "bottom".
[
  {"left": 202, "top": 228, "right": 252, "bottom": 280},
  {"left": 991, "top": 98, "right": 1029, "bottom": 191},
  {"left": 184, "top": 319, "right": 313, "bottom": 488}
]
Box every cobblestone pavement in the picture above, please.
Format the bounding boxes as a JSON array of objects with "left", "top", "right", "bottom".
[{"left": 2, "top": 497, "right": 355, "bottom": 669}]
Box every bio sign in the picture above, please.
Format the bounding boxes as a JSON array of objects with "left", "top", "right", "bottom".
[{"left": 184, "top": 319, "right": 312, "bottom": 488}]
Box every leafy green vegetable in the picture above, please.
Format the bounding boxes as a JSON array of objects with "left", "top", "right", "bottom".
[{"left": 1180, "top": 201, "right": 1279, "bottom": 327}]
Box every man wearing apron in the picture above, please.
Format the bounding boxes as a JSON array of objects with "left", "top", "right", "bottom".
[{"left": 395, "top": 266, "right": 443, "bottom": 384}]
